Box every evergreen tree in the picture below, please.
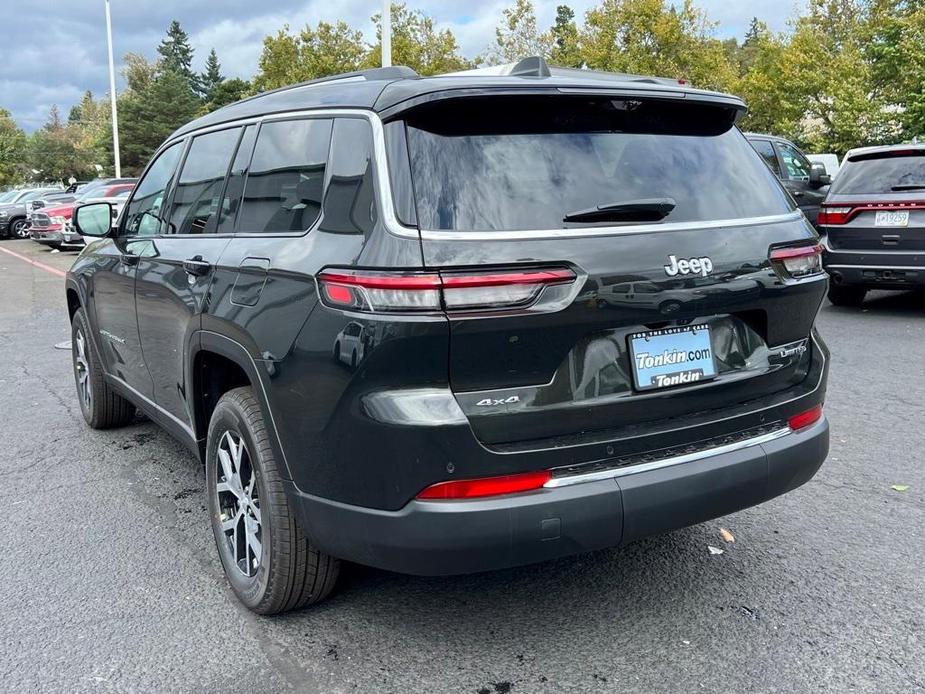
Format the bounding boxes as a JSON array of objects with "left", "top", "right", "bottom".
[
  {"left": 201, "top": 48, "right": 224, "bottom": 100},
  {"left": 550, "top": 5, "right": 582, "bottom": 68},
  {"left": 157, "top": 20, "right": 200, "bottom": 96}
]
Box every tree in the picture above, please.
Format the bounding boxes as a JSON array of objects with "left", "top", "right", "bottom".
[
  {"left": 0, "top": 108, "right": 27, "bottom": 186},
  {"left": 157, "top": 20, "right": 200, "bottom": 96},
  {"left": 254, "top": 22, "right": 366, "bottom": 90},
  {"left": 580, "top": 0, "right": 737, "bottom": 91},
  {"left": 202, "top": 78, "right": 253, "bottom": 113},
  {"left": 490, "top": 0, "right": 553, "bottom": 63},
  {"left": 119, "top": 69, "right": 201, "bottom": 173},
  {"left": 550, "top": 5, "right": 582, "bottom": 68},
  {"left": 201, "top": 48, "right": 224, "bottom": 101},
  {"left": 365, "top": 3, "right": 475, "bottom": 74}
]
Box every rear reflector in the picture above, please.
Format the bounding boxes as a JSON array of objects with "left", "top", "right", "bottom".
[
  {"left": 769, "top": 244, "right": 823, "bottom": 279},
  {"left": 416, "top": 470, "right": 552, "bottom": 499},
  {"left": 317, "top": 266, "right": 576, "bottom": 313},
  {"left": 788, "top": 404, "right": 823, "bottom": 431}
]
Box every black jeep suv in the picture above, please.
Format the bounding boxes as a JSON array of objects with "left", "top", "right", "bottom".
[{"left": 68, "top": 59, "right": 830, "bottom": 614}]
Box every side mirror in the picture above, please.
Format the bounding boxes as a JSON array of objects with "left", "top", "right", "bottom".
[
  {"left": 809, "top": 163, "right": 831, "bottom": 188},
  {"left": 73, "top": 202, "right": 114, "bottom": 237}
]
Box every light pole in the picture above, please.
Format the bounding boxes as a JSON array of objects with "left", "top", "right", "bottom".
[
  {"left": 104, "top": 0, "right": 121, "bottom": 177},
  {"left": 381, "top": 0, "right": 391, "bottom": 67}
]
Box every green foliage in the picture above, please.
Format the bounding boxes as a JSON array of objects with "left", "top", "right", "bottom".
[
  {"left": 365, "top": 3, "right": 475, "bottom": 74},
  {"left": 491, "top": 0, "right": 553, "bottom": 63},
  {"left": 0, "top": 108, "right": 27, "bottom": 186},
  {"left": 550, "top": 5, "right": 583, "bottom": 68},
  {"left": 255, "top": 22, "right": 366, "bottom": 91},
  {"left": 201, "top": 48, "right": 225, "bottom": 101},
  {"left": 119, "top": 67, "right": 201, "bottom": 174},
  {"left": 158, "top": 20, "right": 200, "bottom": 95},
  {"left": 202, "top": 78, "right": 253, "bottom": 114}
]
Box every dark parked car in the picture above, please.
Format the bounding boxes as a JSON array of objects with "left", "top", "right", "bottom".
[
  {"left": 0, "top": 187, "right": 63, "bottom": 238},
  {"left": 68, "top": 59, "right": 830, "bottom": 614},
  {"left": 746, "top": 134, "right": 831, "bottom": 227},
  {"left": 817, "top": 143, "right": 925, "bottom": 305}
]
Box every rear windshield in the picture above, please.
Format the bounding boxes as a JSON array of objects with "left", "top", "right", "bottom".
[
  {"left": 831, "top": 151, "right": 925, "bottom": 195},
  {"left": 403, "top": 96, "right": 793, "bottom": 232}
]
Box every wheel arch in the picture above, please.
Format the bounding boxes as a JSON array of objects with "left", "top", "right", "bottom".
[{"left": 191, "top": 331, "right": 292, "bottom": 478}]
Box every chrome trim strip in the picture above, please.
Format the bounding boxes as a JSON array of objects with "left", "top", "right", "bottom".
[
  {"left": 107, "top": 374, "right": 196, "bottom": 439},
  {"left": 827, "top": 264, "right": 925, "bottom": 270},
  {"left": 418, "top": 212, "right": 805, "bottom": 242},
  {"left": 543, "top": 427, "right": 791, "bottom": 488}
]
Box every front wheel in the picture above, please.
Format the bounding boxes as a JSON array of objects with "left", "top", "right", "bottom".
[
  {"left": 827, "top": 285, "right": 867, "bottom": 307},
  {"left": 206, "top": 387, "right": 340, "bottom": 614},
  {"left": 71, "top": 308, "right": 136, "bottom": 428},
  {"left": 10, "top": 218, "right": 28, "bottom": 239}
]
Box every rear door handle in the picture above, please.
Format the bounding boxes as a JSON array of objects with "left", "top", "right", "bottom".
[{"left": 183, "top": 256, "right": 212, "bottom": 277}]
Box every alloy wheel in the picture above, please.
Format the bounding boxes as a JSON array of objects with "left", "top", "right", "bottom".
[
  {"left": 215, "top": 430, "right": 262, "bottom": 577},
  {"left": 73, "top": 329, "right": 92, "bottom": 411},
  {"left": 12, "top": 220, "right": 28, "bottom": 238}
]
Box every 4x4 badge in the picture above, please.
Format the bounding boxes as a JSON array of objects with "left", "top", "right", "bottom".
[
  {"left": 476, "top": 396, "right": 520, "bottom": 407},
  {"left": 664, "top": 254, "right": 714, "bottom": 278}
]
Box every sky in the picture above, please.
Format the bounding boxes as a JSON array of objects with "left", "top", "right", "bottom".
[{"left": 0, "top": 0, "right": 807, "bottom": 132}]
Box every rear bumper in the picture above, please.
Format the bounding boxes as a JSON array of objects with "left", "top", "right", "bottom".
[
  {"left": 822, "top": 240, "right": 925, "bottom": 288},
  {"left": 287, "top": 417, "right": 828, "bottom": 576}
]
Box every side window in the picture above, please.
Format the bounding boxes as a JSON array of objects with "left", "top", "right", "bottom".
[
  {"left": 319, "top": 118, "right": 378, "bottom": 235},
  {"left": 779, "top": 142, "right": 811, "bottom": 180},
  {"left": 216, "top": 125, "right": 257, "bottom": 234},
  {"left": 238, "top": 118, "right": 332, "bottom": 234},
  {"left": 751, "top": 139, "right": 780, "bottom": 176},
  {"left": 123, "top": 143, "right": 183, "bottom": 237},
  {"left": 167, "top": 127, "right": 241, "bottom": 235}
]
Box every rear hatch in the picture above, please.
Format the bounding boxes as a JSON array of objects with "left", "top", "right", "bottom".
[
  {"left": 820, "top": 148, "right": 925, "bottom": 252},
  {"left": 391, "top": 93, "right": 825, "bottom": 447}
]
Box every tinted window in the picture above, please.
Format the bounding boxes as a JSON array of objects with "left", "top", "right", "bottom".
[
  {"left": 238, "top": 118, "right": 332, "bottom": 234},
  {"left": 831, "top": 152, "right": 925, "bottom": 195},
  {"left": 124, "top": 143, "right": 183, "bottom": 236},
  {"left": 168, "top": 128, "right": 240, "bottom": 235},
  {"left": 751, "top": 139, "right": 780, "bottom": 176},
  {"left": 216, "top": 125, "right": 257, "bottom": 234},
  {"left": 319, "top": 118, "right": 377, "bottom": 235},
  {"left": 779, "top": 142, "right": 811, "bottom": 180},
  {"left": 405, "top": 96, "right": 793, "bottom": 231}
]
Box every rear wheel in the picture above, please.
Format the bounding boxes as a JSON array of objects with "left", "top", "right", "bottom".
[
  {"left": 827, "top": 285, "right": 867, "bottom": 307},
  {"left": 206, "top": 387, "right": 339, "bottom": 614},
  {"left": 71, "top": 308, "right": 136, "bottom": 428}
]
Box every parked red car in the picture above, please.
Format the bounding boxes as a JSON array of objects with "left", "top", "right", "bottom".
[{"left": 31, "top": 183, "right": 135, "bottom": 249}]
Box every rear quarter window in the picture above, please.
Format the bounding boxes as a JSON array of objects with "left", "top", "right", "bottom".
[{"left": 402, "top": 96, "right": 794, "bottom": 232}]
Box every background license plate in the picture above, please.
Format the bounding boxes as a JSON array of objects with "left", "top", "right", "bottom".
[
  {"left": 629, "top": 325, "right": 716, "bottom": 391},
  {"left": 875, "top": 211, "right": 909, "bottom": 227}
]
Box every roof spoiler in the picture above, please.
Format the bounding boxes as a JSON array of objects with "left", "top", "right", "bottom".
[{"left": 440, "top": 56, "right": 690, "bottom": 87}]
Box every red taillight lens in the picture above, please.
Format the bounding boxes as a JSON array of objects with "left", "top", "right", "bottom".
[
  {"left": 317, "top": 267, "right": 576, "bottom": 313},
  {"left": 789, "top": 404, "right": 823, "bottom": 431},
  {"left": 416, "top": 470, "right": 552, "bottom": 500},
  {"left": 817, "top": 206, "right": 853, "bottom": 225},
  {"left": 770, "top": 244, "right": 824, "bottom": 279}
]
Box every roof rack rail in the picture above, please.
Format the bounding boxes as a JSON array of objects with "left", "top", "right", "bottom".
[{"left": 228, "top": 66, "right": 420, "bottom": 109}]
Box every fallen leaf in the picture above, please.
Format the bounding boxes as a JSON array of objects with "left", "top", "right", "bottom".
[
  {"left": 891, "top": 484, "right": 910, "bottom": 492},
  {"left": 707, "top": 545, "right": 724, "bottom": 555},
  {"left": 719, "top": 527, "right": 735, "bottom": 543}
]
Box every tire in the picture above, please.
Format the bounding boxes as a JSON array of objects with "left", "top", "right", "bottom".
[
  {"left": 351, "top": 349, "right": 357, "bottom": 368},
  {"left": 333, "top": 341, "right": 340, "bottom": 360},
  {"left": 10, "top": 218, "right": 28, "bottom": 239},
  {"left": 71, "top": 308, "right": 136, "bottom": 429},
  {"left": 206, "top": 387, "right": 339, "bottom": 614},
  {"left": 827, "top": 285, "right": 867, "bottom": 307}
]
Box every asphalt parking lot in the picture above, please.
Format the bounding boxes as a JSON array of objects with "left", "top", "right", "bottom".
[{"left": 0, "top": 239, "right": 923, "bottom": 694}]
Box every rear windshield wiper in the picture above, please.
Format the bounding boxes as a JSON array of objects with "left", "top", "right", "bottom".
[
  {"left": 891, "top": 184, "right": 925, "bottom": 191},
  {"left": 563, "top": 197, "right": 676, "bottom": 224}
]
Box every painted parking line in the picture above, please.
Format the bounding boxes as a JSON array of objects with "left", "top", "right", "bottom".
[{"left": 0, "top": 245, "right": 67, "bottom": 278}]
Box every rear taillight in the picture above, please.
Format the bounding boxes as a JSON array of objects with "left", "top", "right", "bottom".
[
  {"left": 769, "top": 244, "right": 824, "bottom": 279},
  {"left": 817, "top": 206, "right": 853, "bottom": 225},
  {"left": 317, "top": 267, "right": 577, "bottom": 313},
  {"left": 416, "top": 470, "right": 551, "bottom": 499},
  {"left": 789, "top": 404, "right": 823, "bottom": 431}
]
